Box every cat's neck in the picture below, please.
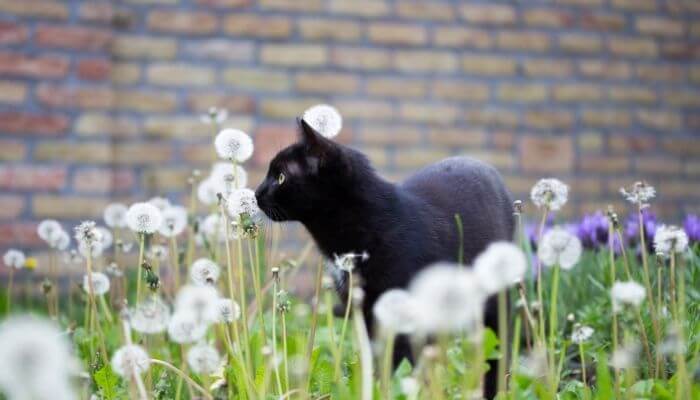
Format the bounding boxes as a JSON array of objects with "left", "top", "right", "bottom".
[{"left": 302, "top": 174, "right": 403, "bottom": 259}]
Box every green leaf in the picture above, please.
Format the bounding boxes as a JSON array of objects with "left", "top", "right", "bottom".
[
  {"left": 483, "top": 327, "right": 500, "bottom": 360},
  {"left": 595, "top": 352, "right": 613, "bottom": 400},
  {"left": 94, "top": 365, "right": 122, "bottom": 400}
]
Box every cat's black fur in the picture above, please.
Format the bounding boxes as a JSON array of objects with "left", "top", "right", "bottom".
[{"left": 256, "top": 119, "right": 514, "bottom": 399}]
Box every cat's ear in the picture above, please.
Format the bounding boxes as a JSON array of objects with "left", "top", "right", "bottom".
[{"left": 297, "top": 117, "right": 337, "bottom": 160}]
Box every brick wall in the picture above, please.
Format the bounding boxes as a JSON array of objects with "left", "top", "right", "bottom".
[{"left": 1, "top": 0, "right": 700, "bottom": 251}]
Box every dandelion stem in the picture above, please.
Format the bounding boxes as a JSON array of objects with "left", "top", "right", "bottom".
[
  {"left": 271, "top": 275, "right": 284, "bottom": 395},
  {"left": 136, "top": 233, "right": 145, "bottom": 303},
  {"left": 353, "top": 300, "right": 373, "bottom": 400},
  {"left": 305, "top": 259, "right": 325, "bottom": 394},
  {"left": 281, "top": 309, "right": 290, "bottom": 393},
  {"left": 6, "top": 267, "right": 13, "bottom": 314},
  {"left": 151, "top": 358, "right": 213, "bottom": 400},
  {"left": 382, "top": 332, "right": 396, "bottom": 399},
  {"left": 497, "top": 290, "right": 509, "bottom": 395},
  {"left": 536, "top": 208, "right": 549, "bottom": 344},
  {"left": 548, "top": 264, "right": 560, "bottom": 394},
  {"left": 637, "top": 205, "right": 661, "bottom": 357},
  {"left": 334, "top": 272, "right": 354, "bottom": 379},
  {"left": 170, "top": 236, "right": 180, "bottom": 294}
]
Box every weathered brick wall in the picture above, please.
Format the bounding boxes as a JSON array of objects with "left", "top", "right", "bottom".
[{"left": 1, "top": 0, "right": 700, "bottom": 251}]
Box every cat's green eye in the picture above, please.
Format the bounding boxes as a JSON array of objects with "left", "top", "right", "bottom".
[{"left": 277, "top": 172, "right": 286, "bottom": 185}]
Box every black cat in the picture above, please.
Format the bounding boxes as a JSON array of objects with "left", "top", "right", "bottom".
[{"left": 255, "top": 118, "right": 514, "bottom": 399}]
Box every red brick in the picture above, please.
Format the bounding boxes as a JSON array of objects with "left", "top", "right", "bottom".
[
  {"left": 637, "top": 64, "right": 685, "bottom": 82},
  {"left": 579, "top": 13, "right": 626, "bottom": 32},
  {"left": 0, "top": 165, "right": 67, "bottom": 190},
  {"left": 72, "top": 168, "right": 135, "bottom": 193},
  {"left": 659, "top": 42, "right": 699, "bottom": 60},
  {"left": 147, "top": 10, "right": 218, "bottom": 34},
  {"left": 224, "top": 14, "right": 291, "bottom": 38},
  {"left": 78, "top": 2, "right": 115, "bottom": 23},
  {"left": 35, "top": 25, "right": 112, "bottom": 50},
  {"left": 0, "top": 21, "right": 28, "bottom": 45},
  {"left": 580, "top": 155, "right": 630, "bottom": 173},
  {"left": 0, "top": 112, "right": 69, "bottom": 135},
  {"left": 0, "top": 0, "right": 69, "bottom": 20},
  {"left": 0, "top": 223, "right": 41, "bottom": 248},
  {"left": 520, "top": 136, "right": 574, "bottom": 173},
  {"left": 0, "top": 195, "right": 24, "bottom": 219},
  {"left": 77, "top": 58, "right": 112, "bottom": 81},
  {"left": 253, "top": 124, "right": 298, "bottom": 166},
  {"left": 459, "top": 4, "right": 516, "bottom": 25},
  {"left": 0, "top": 52, "right": 69, "bottom": 78},
  {"left": 36, "top": 84, "right": 114, "bottom": 109},
  {"left": 608, "top": 136, "right": 656, "bottom": 153}
]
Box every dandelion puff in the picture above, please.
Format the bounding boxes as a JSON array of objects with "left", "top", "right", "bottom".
[
  {"left": 111, "top": 345, "right": 150, "bottom": 377},
  {"left": 158, "top": 206, "right": 188, "bottom": 238},
  {"left": 74, "top": 220, "right": 101, "bottom": 245},
  {"left": 214, "top": 128, "right": 253, "bottom": 163},
  {"left": 530, "top": 178, "right": 569, "bottom": 211},
  {"left": 131, "top": 297, "right": 171, "bottom": 334},
  {"left": 302, "top": 104, "right": 343, "bottom": 138},
  {"left": 659, "top": 325, "right": 685, "bottom": 355},
  {"left": 197, "top": 177, "right": 220, "bottom": 206},
  {"left": 126, "top": 202, "right": 163, "bottom": 234},
  {"left": 226, "top": 188, "right": 262, "bottom": 222},
  {"left": 332, "top": 251, "right": 369, "bottom": 273},
  {"left": 216, "top": 298, "right": 241, "bottom": 324},
  {"left": 611, "top": 281, "right": 646, "bottom": 313},
  {"left": 0, "top": 316, "right": 76, "bottom": 400},
  {"left": 211, "top": 162, "right": 248, "bottom": 193},
  {"left": 37, "top": 219, "right": 62, "bottom": 243},
  {"left": 175, "top": 285, "right": 220, "bottom": 325},
  {"left": 538, "top": 227, "right": 582, "bottom": 270},
  {"left": 3, "top": 249, "right": 26, "bottom": 269},
  {"left": 400, "top": 377, "right": 419, "bottom": 399},
  {"left": 167, "top": 312, "right": 208, "bottom": 344},
  {"left": 96, "top": 226, "right": 113, "bottom": 250},
  {"left": 148, "top": 196, "right": 171, "bottom": 211},
  {"left": 609, "top": 343, "right": 640, "bottom": 369},
  {"left": 473, "top": 241, "right": 527, "bottom": 294},
  {"left": 104, "top": 203, "right": 128, "bottom": 228},
  {"left": 200, "top": 107, "right": 228, "bottom": 125},
  {"left": 653, "top": 225, "right": 689, "bottom": 255},
  {"left": 146, "top": 244, "right": 168, "bottom": 262},
  {"left": 519, "top": 345, "right": 548, "bottom": 378},
  {"left": 198, "top": 214, "right": 237, "bottom": 246},
  {"left": 52, "top": 229, "right": 71, "bottom": 251},
  {"left": 372, "top": 289, "right": 418, "bottom": 334},
  {"left": 190, "top": 258, "right": 221, "bottom": 286},
  {"left": 409, "top": 263, "right": 487, "bottom": 334},
  {"left": 78, "top": 239, "right": 104, "bottom": 258},
  {"left": 187, "top": 343, "right": 222, "bottom": 375},
  {"left": 571, "top": 324, "right": 594, "bottom": 344},
  {"left": 82, "top": 272, "right": 110, "bottom": 295},
  {"left": 620, "top": 181, "right": 655, "bottom": 206}
]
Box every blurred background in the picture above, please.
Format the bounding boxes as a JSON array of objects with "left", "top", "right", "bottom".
[{"left": 1, "top": 0, "right": 699, "bottom": 258}]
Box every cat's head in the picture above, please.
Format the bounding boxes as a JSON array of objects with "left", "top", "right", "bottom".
[{"left": 255, "top": 118, "right": 366, "bottom": 222}]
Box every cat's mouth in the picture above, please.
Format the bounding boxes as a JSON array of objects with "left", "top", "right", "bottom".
[{"left": 256, "top": 200, "right": 287, "bottom": 222}]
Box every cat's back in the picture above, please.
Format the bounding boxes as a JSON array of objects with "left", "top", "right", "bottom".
[{"left": 400, "top": 156, "right": 514, "bottom": 260}]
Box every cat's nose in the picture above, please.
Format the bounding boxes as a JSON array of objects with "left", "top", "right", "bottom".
[{"left": 255, "top": 184, "right": 268, "bottom": 204}]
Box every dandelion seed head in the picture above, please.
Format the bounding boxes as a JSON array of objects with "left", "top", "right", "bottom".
[
  {"left": 147, "top": 244, "right": 168, "bottom": 261},
  {"left": 96, "top": 226, "right": 113, "bottom": 250},
  {"left": 400, "top": 377, "right": 419, "bottom": 398},
  {"left": 126, "top": 202, "right": 163, "bottom": 234},
  {"left": 104, "top": 203, "right": 128, "bottom": 228},
  {"left": 198, "top": 214, "right": 237, "bottom": 246},
  {"left": 3, "top": 249, "right": 26, "bottom": 269},
  {"left": 187, "top": 343, "right": 221, "bottom": 375},
  {"left": 148, "top": 196, "right": 171, "bottom": 211},
  {"left": 332, "top": 251, "right": 368, "bottom": 272},
  {"left": 372, "top": 289, "right": 419, "bottom": 334},
  {"left": 189, "top": 258, "right": 221, "bottom": 286},
  {"left": 653, "top": 225, "right": 688, "bottom": 256},
  {"left": 214, "top": 129, "right": 253, "bottom": 162},
  {"left": 519, "top": 346, "right": 548, "bottom": 378},
  {"left": 74, "top": 220, "right": 101, "bottom": 245},
  {"left": 37, "top": 219, "right": 63, "bottom": 245},
  {"left": 111, "top": 345, "right": 150, "bottom": 377},
  {"left": 530, "top": 178, "right": 569, "bottom": 211},
  {"left": 174, "top": 284, "right": 220, "bottom": 325},
  {"left": 167, "top": 312, "right": 208, "bottom": 344},
  {"left": 78, "top": 239, "right": 104, "bottom": 258},
  {"left": 211, "top": 162, "right": 248, "bottom": 193},
  {"left": 571, "top": 324, "right": 594, "bottom": 344},
  {"left": 82, "top": 272, "right": 110, "bottom": 295},
  {"left": 200, "top": 107, "right": 228, "bottom": 125},
  {"left": 131, "top": 297, "right": 171, "bottom": 334},
  {"left": 197, "top": 177, "right": 220, "bottom": 206},
  {"left": 52, "top": 229, "right": 71, "bottom": 251},
  {"left": 158, "top": 206, "right": 188, "bottom": 238},
  {"left": 611, "top": 281, "right": 646, "bottom": 313},
  {"left": 409, "top": 263, "right": 486, "bottom": 334},
  {"left": 620, "top": 181, "right": 655, "bottom": 205},
  {"left": 0, "top": 316, "right": 76, "bottom": 400},
  {"left": 216, "top": 298, "right": 241, "bottom": 324},
  {"left": 473, "top": 242, "right": 527, "bottom": 294},
  {"left": 659, "top": 325, "right": 685, "bottom": 355},
  {"left": 609, "top": 343, "right": 640, "bottom": 369},
  {"left": 302, "top": 104, "right": 343, "bottom": 138},
  {"left": 538, "top": 227, "right": 582, "bottom": 269},
  {"left": 226, "top": 188, "right": 262, "bottom": 222}
]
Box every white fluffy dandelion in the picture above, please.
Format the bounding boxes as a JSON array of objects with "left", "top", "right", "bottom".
[
  {"left": 611, "top": 281, "right": 646, "bottom": 313},
  {"left": 653, "top": 225, "right": 689, "bottom": 255},
  {"left": 147, "top": 244, "right": 168, "bottom": 261},
  {"left": 530, "top": 178, "right": 569, "bottom": 211},
  {"left": 400, "top": 377, "right": 420, "bottom": 399},
  {"left": 197, "top": 177, "right": 221, "bottom": 206},
  {"left": 126, "top": 202, "right": 163, "bottom": 234},
  {"left": 200, "top": 107, "right": 228, "bottom": 125},
  {"left": 37, "top": 219, "right": 63, "bottom": 244},
  {"left": 211, "top": 162, "right": 248, "bottom": 193},
  {"left": 333, "top": 251, "right": 369, "bottom": 273},
  {"left": 538, "top": 227, "right": 582, "bottom": 270},
  {"left": 175, "top": 285, "right": 220, "bottom": 324},
  {"left": 187, "top": 343, "right": 222, "bottom": 375},
  {"left": 198, "top": 213, "right": 237, "bottom": 245},
  {"left": 409, "top": 263, "right": 487, "bottom": 334},
  {"left": 609, "top": 343, "right": 640, "bottom": 369},
  {"left": 216, "top": 298, "right": 241, "bottom": 324},
  {"left": 131, "top": 297, "right": 171, "bottom": 334},
  {"left": 227, "top": 188, "right": 261, "bottom": 221},
  {"left": 78, "top": 239, "right": 104, "bottom": 258},
  {"left": 571, "top": 325, "right": 594, "bottom": 344},
  {"left": 190, "top": 258, "right": 221, "bottom": 286},
  {"left": 302, "top": 104, "right": 343, "bottom": 138},
  {"left": 82, "top": 272, "right": 110, "bottom": 295},
  {"left": 3, "top": 249, "right": 25, "bottom": 269},
  {"left": 74, "top": 220, "right": 101, "bottom": 246},
  {"left": 372, "top": 289, "right": 419, "bottom": 334},
  {"left": 148, "top": 196, "right": 171, "bottom": 211},
  {"left": 167, "top": 312, "right": 208, "bottom": 344},
  {"left": 51, "top": 229, "right": 71, "bottom": 251},
  {"left": 96, "top": 226, "right": 113, "bottom": 250},
  {"left": 214, "top": 128, "right": 253, "bottom": 162},
  {"left": 104, "top": 203, "right": 128, "bottom": 228},
  {"left": 0, "top": 316, "right": 76, "bottom": 400},
  {"left": 620, "top": 181, "right": 656, "bottom": 205},
  {"left": 473, "top": 241, "right": 527, "bottom": 294},
  {"left": 158, "top": 206, "right": 188, "bottom": 238},
  {"left": 111, "top": 345, "right": 150, "bottom": 377}
]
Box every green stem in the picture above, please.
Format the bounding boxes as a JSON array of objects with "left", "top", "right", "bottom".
[
  {"left": 497, "top": 290, "right": 508, "bottom": 395},
  {"left": 6, "top": 267, "right": 13, "bottom": 314},
  {"left": 382, "top": 332, "right": 396, "bottom": 399},
  {"left": 548, "top": 265, "right": 560, "bottom": 394},
  {"left": 136, "top": 234, "right": 145, "bottom": 303},
  {"left": 271, "top": 277, "right": 284, "bottom": 395},
  {"left": 151, "top": 358, "right": 213, "bottom": 400},
  {"left": 334, "top": 272, "right": 354, "bottom": 379}
]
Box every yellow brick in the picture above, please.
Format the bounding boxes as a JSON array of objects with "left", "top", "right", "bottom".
[
  {"left": 498, "top": 84, "right": 548, "bottom": 103},
  {"left": 111, "top": 35, "right": 177, "bottom": 59},
  {"left": 497, "top": 31, "right": 550, "bottom": 52},
  {"left": 394, "top": 50, "right": 457, "bottom": 72},
  {"left": 0, "top": 80, "right": 26, "bottom": 103},
  {"left": 298, "top": 19, "right": 361, "bottom": 41},
  {"left": 366, "top": 78, "right": 427, "bottom": 98},
  {"left": 433, "top": 27, "right": 492, "bottom": 49},
  {"left": 260, "top": 44, "right": 327, "bottom": 66},
  {"left": 432, "top": 81, "right": 489, "bottom": 102},
  {"left": 332, "top": 47, "right": 391, "bottom": 70},
  {"left": 223, "top": 67, "right": 290, "bottom": 92},
  {"left": 147, "top": 63, "right": 215, "bottom": 87},
  {"left": 399, "top": 102, "right": 460, "bottom": 124},
  {"left": 295, "top": 72, "right": 359, "bottom": 94},
  {"left": 463, "top": 55, "right": 517, "bottom": 76},
  {"left": 368, "top": 23, "right": 427, "bottom": 46}
]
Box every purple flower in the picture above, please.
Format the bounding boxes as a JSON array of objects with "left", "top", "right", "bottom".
[
  {"left": 684, "top": 214, "right": 700, "bottom": 244},
  {"left": 624, "top": 210, "right": 657, "bottom": 253},
  {"left": 576, "top": 212, "right": 609, "bottom": 249}
]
